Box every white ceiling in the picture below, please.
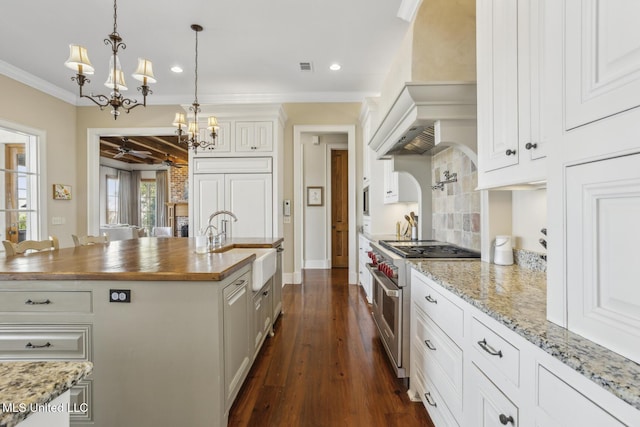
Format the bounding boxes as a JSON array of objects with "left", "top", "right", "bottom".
[{"left": 0, "top": 0, "right": 414, "bottom": 105}]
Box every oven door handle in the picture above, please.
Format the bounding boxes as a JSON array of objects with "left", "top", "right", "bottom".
[{"left": 370, "top": 271, "right": 400, "bottom": 298}]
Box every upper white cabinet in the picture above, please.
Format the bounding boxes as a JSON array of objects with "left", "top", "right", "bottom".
[
  {"left": 477, "top": 0, "right": 547, "bottom": 189},
  {"left": 383, "top": 160, "right": 418, "bottom": 204},
  {"left": 564, "top": 1, "right": 640, "bottom": 131},
  {"left": 235, "top": 121, "right": 273, "bottom": 152}
]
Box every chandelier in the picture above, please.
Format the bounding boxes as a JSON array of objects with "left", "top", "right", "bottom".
[
  {"left": 173, "top": 24, "right": 219, "bottom": 153},
  {"left": 64, "top": 0, "right": 156, "bottom": 119}
]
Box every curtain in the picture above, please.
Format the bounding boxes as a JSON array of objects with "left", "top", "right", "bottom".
[
  {"left": 130, "top": 171, "right": 141, "bottom": 226},
  {"left": 156, "top": 170, "right": 168, "bottom": 227},
  {"left": 117, "top": 170, "right": 132, "bottom": 224}
]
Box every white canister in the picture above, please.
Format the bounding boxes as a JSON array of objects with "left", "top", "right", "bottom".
[{"left": 494, "top": 235, "right": 514, "bottom": 265}]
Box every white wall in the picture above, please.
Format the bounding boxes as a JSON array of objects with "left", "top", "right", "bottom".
[
  {"left": 512, "top": 189, "right": 547, "bottom": 252},
  {"left": 302, "top": 133, "right": 348, "bottom": 268}
]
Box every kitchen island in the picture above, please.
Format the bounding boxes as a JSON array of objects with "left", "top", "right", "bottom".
[{"left": 0, "top": 237, "right": 283, "bottom": 427}]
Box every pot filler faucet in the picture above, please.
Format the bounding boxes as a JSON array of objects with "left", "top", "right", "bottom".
[{"left": 207, "top": 210, "right": 238, "bottom": 249}]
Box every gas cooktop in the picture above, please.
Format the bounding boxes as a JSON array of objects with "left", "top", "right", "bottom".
[{"left": 379, "top": 240, "right": 481, "bottom": 259}]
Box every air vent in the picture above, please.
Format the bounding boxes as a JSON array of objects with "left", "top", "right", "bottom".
[{"left": 299, "top": 62, "right": 313, "bottom": 72}]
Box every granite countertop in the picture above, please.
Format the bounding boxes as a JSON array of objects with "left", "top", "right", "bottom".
[
  {"left": 0, "top": 361, "right": 93, "bottom": 427},
  {"left": 410, "top": 260, "right": 640, "bottom": 411},
  {"left": 0, "top": 237, "right": 283, "bottom": 282}
]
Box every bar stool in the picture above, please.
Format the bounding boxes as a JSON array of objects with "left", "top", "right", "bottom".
[
  {"left": 2, "top": 236, "right": 59, "bottom": 256},
  {"left": 72, "top": 234, "right": 109, "bottom": 247}
]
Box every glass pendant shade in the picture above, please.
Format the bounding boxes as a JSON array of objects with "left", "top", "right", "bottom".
[
  {"left": 104, "top": 56, "right": 128, "bottom": 90},
  {"left": 64, "top": 45, "right": 95, "bottom": 75},
  {"left": 132, "top": 58, "right": 156, "bottom": 84}
]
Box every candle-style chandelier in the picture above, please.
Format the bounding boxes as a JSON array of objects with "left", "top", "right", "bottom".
[
  {"left": 64, "top": 0, "right": 156, "bottom": 119},
  {"left": 173, "top": 24, "right": 219, "bottom": 153}
]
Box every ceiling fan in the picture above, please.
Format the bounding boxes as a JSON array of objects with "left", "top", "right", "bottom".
[
  {"left": 161, "top": 154, "right": 188, "bottom": 168},
  {"left": 113, "top": 137, "right": 151, "bottom": 159}
]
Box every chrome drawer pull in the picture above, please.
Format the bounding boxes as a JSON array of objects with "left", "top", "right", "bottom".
[
  {"left": 25, "top": 299, "right": 52, "bottom": 305},
  {"left": 424, "top": 392, "right": 437, "bottom": 407},
  {"left": 499, "top": 414, "right": 514, "bottom": 425},
  {"left": 424, "top": 295, "right": 437, "bottom": 304},
  {"left": 478, "top": 338, "right": 503, "bottom": 358},
  {"left": 424, "top": 340, "right": 436, "bottom": 351},
  {"left": 25, "top": 342, "right": 52, "bottom": 349}
]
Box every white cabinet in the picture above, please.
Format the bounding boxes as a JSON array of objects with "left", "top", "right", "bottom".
[
  {"left": 383, "top": 160, "right": 418, "bottom": 204},
  {"left": 223, "top": 273, "right": 251, "bottom": 408},
  {"left": 192, "top": 158, "right": 273, "bottom": 239},
  {"left": 191, "top": 120, "right": 232, "bottom": 156},
  {"left": 272, "top": 245, "right": 283, "bottom": 322},
  {"left": 477, "top": 0, "right": 547, "bottom": 189},
  {"left": 565, "top": 153, "right": 640, "bottom": 364},
  {"left": 470, "top": 365, "right": 519, "bottom": 427},
  {"left": 251, "top": 278, "right": 273, "bottom": 359},
  {"left": 357, "top": 234, "right": 373, "bottom": 303},
  {"left": 235, "top": 121, "right": 273, "bottom": 152}
]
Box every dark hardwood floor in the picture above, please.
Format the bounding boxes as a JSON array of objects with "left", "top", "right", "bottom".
[{"left": 228, "top": 269, "right": 434, "bottom": 427}]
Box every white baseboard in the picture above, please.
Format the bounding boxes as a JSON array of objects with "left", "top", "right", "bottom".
[
  {"left": 283, "top": 272, "right": 301, "bottom": 285},
  {"left": 303, "top": 260, "right": 331, "bottom": 269}
]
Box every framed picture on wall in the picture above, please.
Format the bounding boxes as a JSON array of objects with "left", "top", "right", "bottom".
[
  {"left": 53, "top": 184, "right": 72, "bottom": 200},
  {"left": 307, "top": 186, "right": 323, "bottom": 206}
]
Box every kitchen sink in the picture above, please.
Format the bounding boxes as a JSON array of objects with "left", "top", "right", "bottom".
[{"left": 227, "top": 248, "right": 277, "bottom": 291}]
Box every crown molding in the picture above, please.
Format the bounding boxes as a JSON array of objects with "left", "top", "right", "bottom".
[
  {"left": 0, "top": 60, "right": 78, "bottom": 105},
  {"left": 1, "top": 61, "right": 380, "bottom": 106}
]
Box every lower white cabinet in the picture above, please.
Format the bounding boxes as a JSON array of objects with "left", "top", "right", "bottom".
[
  {"left": 409, "top": 268, "right": 640, "bottom": 427},
  {"left": 252, "top": 278, "right": 273, "bottom": 359},
  {"left": 358, "top": 234, "right": 373, "bottom": 303},
  {"left": 223, "top": 273, "right": 251, "bottom": 408},
  {"left": 470, "top": 364, "right": 519, "bottom": 427}
]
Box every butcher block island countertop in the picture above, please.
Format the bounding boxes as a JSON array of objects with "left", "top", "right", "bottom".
[
  {"left": 0, "top": 236, "right": 283, "bottom": 427},
  {"left": 0, "top": 237, "right": 283, "bottom": 281}
]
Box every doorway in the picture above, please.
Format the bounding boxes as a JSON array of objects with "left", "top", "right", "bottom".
[{"left": 331, "top": 149, "right": 348, "bottom": 268}]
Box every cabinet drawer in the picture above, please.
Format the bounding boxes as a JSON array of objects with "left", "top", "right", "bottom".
[
  {"left": 0, "top": 325, "right": 91, "bottom": 360},
  {"left": 414, "top": 364, "right": 460, "bottom": 427},
  {"left": 536, "top": 365, "right": 625, "bottom": 426},
  {"left": 0, "top": 291, "right": 92, "bottom": 313},
  {"left": 471, "top": 363, "right": 519, "bottom": 427},
  {"left": 414, "top": 305, "right": 463, "bottom": 416},
  {"left": 411, "top": 270, "right": 464, "bottom": 344},
  {"left": 471, "top": 317, "right": 520, "bottom": 387}
]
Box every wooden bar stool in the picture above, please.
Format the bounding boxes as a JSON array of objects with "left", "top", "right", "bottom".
[
  {"left": 2, "top": 236, "right": 59, "bottom": 256},
  {"left": 72, "top": 234, "right": 109, "bottom": 247}
]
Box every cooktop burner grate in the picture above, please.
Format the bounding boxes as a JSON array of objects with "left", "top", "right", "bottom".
[{"left": 379, "top": 240, "right": 481, "bottom": 259}]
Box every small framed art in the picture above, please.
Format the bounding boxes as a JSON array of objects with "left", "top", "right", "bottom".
[
  {"left": 307, "top": 186, "right": 323, "bottom": 206},
  {"left": 53, "top": 184, "right": 72, "bottom": 200}
]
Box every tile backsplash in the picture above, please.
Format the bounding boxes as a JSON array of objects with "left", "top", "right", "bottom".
[{"left": 432, "top": 147, "right": 480, "bottom": 251}]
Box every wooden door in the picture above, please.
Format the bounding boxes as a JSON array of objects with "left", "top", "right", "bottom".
[
  {"left": 331, "top": 150, "right": 348, "bottom": 268},
  {"left": 4, "top": 144, "right": 25, "bottom": 243}
]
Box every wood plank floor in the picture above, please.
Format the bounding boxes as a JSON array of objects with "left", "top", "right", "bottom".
[{"left": 228, "top": 269, "right": 435, "bottom": 427}]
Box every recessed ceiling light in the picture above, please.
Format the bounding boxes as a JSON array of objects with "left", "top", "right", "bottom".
[
  {"left": 171, "top": 66, "right": 183, "bottom": 73},
  {"left": 329, "top": 63, "right": 341, "bottom": 71}
]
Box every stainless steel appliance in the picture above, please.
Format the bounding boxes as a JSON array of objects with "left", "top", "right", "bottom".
[{"left": 367, "top": 240, "right": 480, "bottom": 379}]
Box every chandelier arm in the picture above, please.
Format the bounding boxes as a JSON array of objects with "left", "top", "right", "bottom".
[{"left": 81, "top": 93, "right": 112, "bottom": 109}]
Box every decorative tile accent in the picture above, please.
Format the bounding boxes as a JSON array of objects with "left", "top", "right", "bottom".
[
  {"left": 432, "top": 147, "right": 480, "bottom": 251},
  {"left": 409, "top": 260, "right": 640, "bottom": 411}
]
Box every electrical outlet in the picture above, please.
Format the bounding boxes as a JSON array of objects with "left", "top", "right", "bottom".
[{"left": 109, "top": 289, "right": 131, "bottom": 303}]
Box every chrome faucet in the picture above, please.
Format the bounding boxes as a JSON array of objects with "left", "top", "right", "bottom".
[{"left": 207, "top": 210, "right": 238, "bottom": 247}]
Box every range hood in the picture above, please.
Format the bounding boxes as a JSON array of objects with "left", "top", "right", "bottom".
[{"left": 368, "top": 82, "right": 477, "bottom": 159}]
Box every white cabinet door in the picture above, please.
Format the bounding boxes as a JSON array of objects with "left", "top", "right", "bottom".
[
  {"left": 477, "top": 0, "right": 547, "bottom": 188},
  {"left": 223, "top": 274, "right": 251, "bottom": 408},
  {"left": 234, "top": 122, "right": 273, "bottom": 152},
  {"left": 565, "top": 153, "right": 640, "bottom": 364},
  {"left": 192, "top": 174, "right": 225, "bottom": 236},
  {"left": 225, "top": 173, "right": 273, "bottom": 238},
  {"left": 192, "top": 120, "right": 232, "bottom": 156},
  {"left": 470, "top": 365, "right": 519, "bottom": 427},
  {"left": 564, "top": 0, "right": 640, "bottom": 131},
  {"left": 477, "top": 0, "right": 520, "bottom": 173}
]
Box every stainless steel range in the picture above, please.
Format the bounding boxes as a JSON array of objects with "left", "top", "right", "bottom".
[{"left": 366, "top": 240, "right": 480, "bottom": 379}]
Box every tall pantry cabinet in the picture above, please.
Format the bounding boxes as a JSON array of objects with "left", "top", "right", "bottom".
[
  {"left": 544, "top": 0, "right": 640, "bottom": 365},
  {"left": 188, "top": 105, "right": 286, "bottom": 240}
]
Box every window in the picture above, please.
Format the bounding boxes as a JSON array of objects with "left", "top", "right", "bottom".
[
  {"left": 140, "top": 179, "right": 156, "bottom": 235},
  {"left": 106, "top": 175, "right": 119, "bottom": 224},
  {"left": 1, "top": 127, "right": 40, "bottom": 245}
]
